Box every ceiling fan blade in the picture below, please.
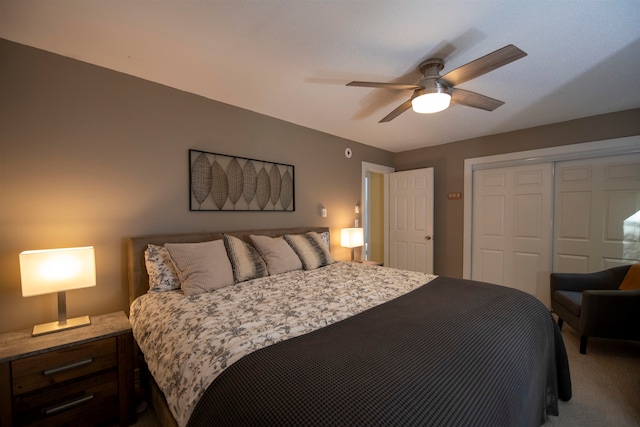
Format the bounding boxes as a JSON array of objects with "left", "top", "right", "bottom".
[
  {"left": 347, "top": 81, "right": 421, "bottom": 90},
  {"left": 439, "top": 44, "right": 527, "bottom": 87},
  {"left": 379, "top": 99, "right": 413, "bottom": 123},
  {"left": 450, "top": 88, "right": 505, "bottom": 111}
]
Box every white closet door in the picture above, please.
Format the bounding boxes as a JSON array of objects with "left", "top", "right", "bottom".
[
  {"left": 472, "top": 163, "right": 553, "bottom": 305},
  {"left": 554, "top": 153, "right": 640, "bottom": 273}
]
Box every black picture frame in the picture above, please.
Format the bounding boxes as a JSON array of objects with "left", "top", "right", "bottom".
[{"left": 189, "top": 149, "right": 295, "bottom": 211}]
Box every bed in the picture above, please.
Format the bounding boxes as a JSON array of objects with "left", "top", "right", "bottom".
[{"left": 127, "top": 226, "right": 571, "bottom": 427}]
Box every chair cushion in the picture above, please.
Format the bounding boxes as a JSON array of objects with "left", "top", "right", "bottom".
[
  {"left": 619, "top": 263, "right": 640, "bottom": 290},
  {"left": 554, "top": 290, "right": 583, "bottom": 317}
]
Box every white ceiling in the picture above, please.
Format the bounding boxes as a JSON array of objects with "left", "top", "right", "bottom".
[{"left": 2, "top": 1, "right": 639, "bottom": 153}]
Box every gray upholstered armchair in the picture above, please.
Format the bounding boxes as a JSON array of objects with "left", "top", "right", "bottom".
[{"left": 550, "top": 264, "right": 640, "bottom": 354}]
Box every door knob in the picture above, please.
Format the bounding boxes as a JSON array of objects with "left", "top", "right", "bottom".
[{"left": 425, "top": 236, "right": 433, "bottom": 240}]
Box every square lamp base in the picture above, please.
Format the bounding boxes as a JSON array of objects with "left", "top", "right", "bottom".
[{"left": 32, "top": 315, "right": 91, "bottom": 336}]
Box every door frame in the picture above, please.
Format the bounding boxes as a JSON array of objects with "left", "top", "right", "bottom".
[
  {"left": 463, "top": 136, "right": 640, "bottom": 279},
  {"left": 362, "top": 162, "right": 395, "bottom": 262}
]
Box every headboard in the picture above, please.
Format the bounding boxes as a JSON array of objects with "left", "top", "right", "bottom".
[{"left": 127, "top": 226, "right": 330, "bottom": 304}]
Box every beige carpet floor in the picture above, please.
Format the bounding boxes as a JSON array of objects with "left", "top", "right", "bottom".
[
  {"left": 545, "top": 319, "right": 640, "bottom": 427},
  {"left": 131, "top": 319, "right": 640, "bottom": 426}
]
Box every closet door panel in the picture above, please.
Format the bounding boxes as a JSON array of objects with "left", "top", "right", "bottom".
[
  {"left": 554, "top": 153, "right": 640, "bottom": 272},
  {"left": 472, "top": 163, "right": 553, "bottom": 306}
]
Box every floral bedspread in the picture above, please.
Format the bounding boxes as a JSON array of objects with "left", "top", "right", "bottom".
[{"left": 130, "top": 262, "right": 436, "bottom": 426}]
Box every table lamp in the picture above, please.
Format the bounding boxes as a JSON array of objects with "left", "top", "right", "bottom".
[
  {"left": 19, "top": 246, "right": 96, "bottom": 336},
  {"left": 341, "top": 228, "right": 364, "bottom": 262}
]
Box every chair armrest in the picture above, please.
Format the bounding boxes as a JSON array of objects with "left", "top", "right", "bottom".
[
  {"left": 579, "top": 289, "right": 640, "bottom": 338},
  {"left": 550, "top": 266, "right": 629, "bottom": 293}
]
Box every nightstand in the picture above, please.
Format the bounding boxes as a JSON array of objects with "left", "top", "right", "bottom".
[{"left": 0, "top": 311, "right": 135, "bottom": 427}]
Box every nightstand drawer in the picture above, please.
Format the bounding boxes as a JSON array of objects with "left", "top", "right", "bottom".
[
  {"left": 12, "top": 337, "right": 117, "bottom": 395},
  {"left": 13, "top": 369, "right": 118, "bottom": 427}
]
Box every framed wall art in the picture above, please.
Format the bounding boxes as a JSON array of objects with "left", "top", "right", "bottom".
[{"left": 189, "top": 149, "right": 295, "bottom": 211}]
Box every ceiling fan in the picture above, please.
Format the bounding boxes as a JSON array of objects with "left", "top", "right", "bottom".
[{"left": 347, "top": 44, "right": 527, "bottom": 123}]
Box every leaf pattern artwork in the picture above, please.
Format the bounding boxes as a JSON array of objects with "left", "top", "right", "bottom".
[
  {"left": 280, "top": 170, "right": 293, "bottom": 210},
  {"left": 191, "top": 153, "right": 212, "bottom": 206},
  {"left": 243, "top": 160, "right": 257, "bottom": 205},
  {"left": 189, "top": 150, "right": 294, "bottom": 211},
  {"left": 211, "top": 160, "right": 228, "bottom": 209},
  {"left": 256, "top": 167, "right": 271, "bottom": 210},
  {"left": 269, "top": 164, "right": 282, "bottom": 208},
  {"left": 227, "top": 158, "right": 243, "bottom": 206}
]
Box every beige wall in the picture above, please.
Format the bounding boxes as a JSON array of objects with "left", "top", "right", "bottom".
[
  {"left": 395, "top": 108, "right": 640, "bottom": 278},
  {"left": 2, "top": 37, "right": 638, "bottom": 335},
  {"left": 0, "top": 39, "right": 394, "bottom": 334}
]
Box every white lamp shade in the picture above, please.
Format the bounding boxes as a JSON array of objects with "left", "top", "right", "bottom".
[
  {"left": 341, "top": 228, "right": 364, "bottom": 248},
  {"left": 20, "top": 246, "right": 96, "bottom": 297},
  {"left": 411, "top": 92, "right": 451, "bottom": 114}
]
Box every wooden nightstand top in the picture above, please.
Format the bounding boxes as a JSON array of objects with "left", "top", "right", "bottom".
[{"left": 0, "top": 311, "right": 131, "bottom": 363}]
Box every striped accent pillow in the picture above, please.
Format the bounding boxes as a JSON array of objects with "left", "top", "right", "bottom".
[
  {"left": 284, "top": 232, "right": 335, "bottom": 270},
  {"left": 224, "top": 235, "right": 268, "bottom": 283}
]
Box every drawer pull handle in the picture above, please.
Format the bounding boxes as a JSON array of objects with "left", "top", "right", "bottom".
[
  {"left": 43, "top": 357, "right": 93, "bottom": 376},
  {"left": 44, "top": 394, "right": 94, "bottom": 415}
]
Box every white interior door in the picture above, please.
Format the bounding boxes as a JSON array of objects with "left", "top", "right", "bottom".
[
  {"left": 471, "top": 163, "right": 553, "bottom": 305},
  {"left": 554, "top": 153, "right": 640, "bottom": 272},
  {"left": 387, "top": 168, "right": 434, "bottom": 273}
]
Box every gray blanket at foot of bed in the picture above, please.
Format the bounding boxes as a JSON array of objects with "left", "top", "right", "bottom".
[{"left": 188, "top": 276, "right": 571, "bottom": 426}]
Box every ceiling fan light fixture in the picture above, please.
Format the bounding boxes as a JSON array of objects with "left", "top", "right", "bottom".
[
  {"left": 411, "top": 92, "right": 451, "bottom": 114},
  {"left": 348, "top": 45, "right": 526, "bottom": 122}
]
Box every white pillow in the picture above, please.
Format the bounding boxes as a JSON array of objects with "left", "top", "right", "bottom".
[
  {"left": 164, "top": 240, "right": 234, "bottom": 296},
  {"left": 224, "top": 235, "right": 268, "bottom": 282},
  {"left": 144, "top": 244, "right": 181, "bottom": 292},
  {"left": 284, "top": 232, "right": 335, "bottom": 270},
  {"left": 250, "top": 235, "right": 303, "bottom": 275}
]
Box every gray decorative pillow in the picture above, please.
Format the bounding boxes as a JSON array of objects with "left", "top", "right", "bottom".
[
  {"left": 284, "top": 232, "right": 335, "bottom": 270},
  {"left": 250, "top": 235, "right": 303, "bottom": 275},
  {"left": 224, "top": 235, "right": 268, "bottom": 282},
  {"left": 144, "top": 244, "right": 181, "bottom": 292},
  {"left": 164, "top": 240, "right": 234, "bottom": 296}
]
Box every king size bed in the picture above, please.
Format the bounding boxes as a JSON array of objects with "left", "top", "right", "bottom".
[{"left": 127, "top": 226, "right": 571, "bottom": 427}]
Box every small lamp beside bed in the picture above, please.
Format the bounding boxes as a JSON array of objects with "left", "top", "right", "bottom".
[
  {"left": 19, "top": 246, "right": 96, "bottom": 336},
  {"left": 341, "top": 227, "right": 364, "bottom": 262}
]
